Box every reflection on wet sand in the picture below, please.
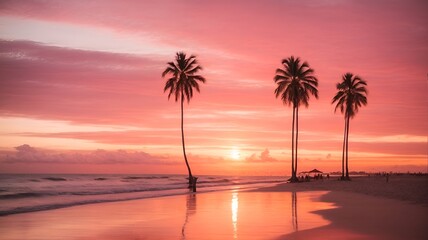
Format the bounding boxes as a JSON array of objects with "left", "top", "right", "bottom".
[
  {"left": 292, "top": 191, "right": 298, "bottom": 231},
  {"left": 231, "top": 191, "right": 239, "bottom": 239},
  {"left": 0, "top": 190, "right": 333, "bottom": 240},
  {"left": 181, "top": 193, "right": 197, "bottom": 240}
]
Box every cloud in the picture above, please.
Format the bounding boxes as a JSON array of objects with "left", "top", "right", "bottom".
[
  {"left": 0, "top": 144, "right": 179, "bottom": 165},
  {"left": 0, "top": 40, "right": 168, "bottom": 126},
  {"left": 246, "top": 148, "right": 279, "bottom": 163}
]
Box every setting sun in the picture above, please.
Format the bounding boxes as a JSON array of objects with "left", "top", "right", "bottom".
[{"left": 230, "top": 148, "right": 241, "bottom": 160}]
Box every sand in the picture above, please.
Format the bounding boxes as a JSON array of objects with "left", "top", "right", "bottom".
[
  {"left": 0, "top": 190, "right": 333, "bottom": 240},
  {"left": 255, "top": 175, "right": 428, "bottom": 205},
  {"left": 0, "top": 175, "right": 427, "bottom": 240},
  {"left": 280, "top": 191, "right": 428, "bottom": 240},
  {"left": 257, "top": 175, "right": 428, "bottom": 240}
]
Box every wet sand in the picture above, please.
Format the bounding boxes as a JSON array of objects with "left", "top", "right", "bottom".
[
  {"left": 0, "top": 190, "right": 333, "bottom": 240},
  {"left": 279, "top": 190, "right": 428, "bottom": 240},
  {"left": 0, "top": 175, "right": 427, "bottom": 239}
]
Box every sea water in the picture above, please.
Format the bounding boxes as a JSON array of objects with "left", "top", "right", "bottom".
[{"left": 0, "top": 174, "right": 285, "bottom": 216}]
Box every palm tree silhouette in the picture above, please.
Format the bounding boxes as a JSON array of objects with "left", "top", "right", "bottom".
[
  {"left": 162, "top": 52, "right": 206, "bottom": 187},
  {"left": 332, "top": 73, "right": 367, "bottom": 180},
  {"left": 274, "top": 56, "right": 319, "bottom": 182}
]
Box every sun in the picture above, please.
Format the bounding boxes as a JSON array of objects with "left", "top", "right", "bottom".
[{"left": 230, "top": 148, "right": 241, "bottom": 160}]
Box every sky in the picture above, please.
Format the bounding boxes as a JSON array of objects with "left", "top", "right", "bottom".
[{"left": 0, "top": 0, "right": 427, "bottom": 175}]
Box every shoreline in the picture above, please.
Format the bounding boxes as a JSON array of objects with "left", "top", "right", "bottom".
[
  {"left": 0, "top": 175, "right": 426, "bottom": 239},
  {"left": 0, "top": 175, "right": 284, "bottom": 217},
  {"left": 0, "top": 182, "right": 278, "bottom": 217}
]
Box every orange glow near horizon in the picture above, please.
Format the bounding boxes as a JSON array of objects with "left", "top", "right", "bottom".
[{"left": 0, "top": 1, "right": 427, "bottom": 175}]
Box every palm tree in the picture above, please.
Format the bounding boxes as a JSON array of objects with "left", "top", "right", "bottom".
[
  {"left": 332, "top": 73, "right": 367, "bottom": 180},
  {"left": 274, "top": 56, "right": 319, "bottom": 182},
  {"left": 162, "top": 52, "right": 206, "bottom": 187}
]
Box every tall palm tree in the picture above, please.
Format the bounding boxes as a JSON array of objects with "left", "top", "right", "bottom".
[
  {"left": 274, "top": 56, "right": 319, "bottom": 182},
  {"left": 332, "top": 73, "right": 367, "bottom": 180},
  {"left": 162, "top": 52, "right": 206, "bottom": 187}
]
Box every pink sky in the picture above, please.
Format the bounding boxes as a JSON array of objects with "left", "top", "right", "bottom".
[{"left": 0, "top": 0, "right": 427, "bottom": 175}]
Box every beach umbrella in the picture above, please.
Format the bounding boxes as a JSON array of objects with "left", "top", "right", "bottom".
[{"left": 308, "top": 169, "right": 323, "bottom": 173}]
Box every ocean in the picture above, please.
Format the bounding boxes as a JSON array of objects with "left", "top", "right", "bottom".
[{"left": 0, "top": 174, "right": 285, "bottom": 216}]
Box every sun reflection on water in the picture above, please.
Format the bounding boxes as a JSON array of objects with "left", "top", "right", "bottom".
[{"left": 231, "top": 191, "right": 239, "bottom": 239}]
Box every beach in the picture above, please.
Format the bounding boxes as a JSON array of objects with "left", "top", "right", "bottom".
[
  {"left": 0, "top": 175, "right": 427, "bottom": 240},
  {"left": 259, "top": 175, "right": 428, "bottom": 239}
]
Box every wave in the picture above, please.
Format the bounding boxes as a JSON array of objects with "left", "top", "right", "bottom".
[
  {"left": 68, "top": 187, "right": 184, "bottom": 196},
  {"left": 94, "top": 178, "right": 108, "bottom": 181},
  {"left": 43, "top": 177, "right": 67, "bottom": 181},
  {"left": 122, "top": 176, "right": 169, "bottom": 180},
  {"left": 1, "top": 179, "right": 284, "bottom": 200},
  {"left": 197, "top": 179, "right": 231, "bottom": 184},
  {"left": 0, "top": 188, "right": 191, "bottom": 216},
  {"left": 0, "top": 192, "right": 46, "bottom": 199},
  {"left": 0, "top": 199, "right": 121, "bottom": 216},
  {"left": 0, "top": 186, "right": 187, "bottom": 200}
]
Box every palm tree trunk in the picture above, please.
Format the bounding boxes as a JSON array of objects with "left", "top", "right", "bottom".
[
  {"left": 345, "top": 116, "right": 350, "bottom": 180},
  {"left": 181, "top": 95, "right": 193, "bottom": 186},
  {"left": 291, "top": 106, "right": 296, "bottom": 182},
  {"left": 341, "top": 117, "right": 347, "bottom": 180},
  {"left": 294, "top": 106, "right": 299, "bottom": 180}
]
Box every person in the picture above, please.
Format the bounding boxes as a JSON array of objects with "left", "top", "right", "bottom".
[{"left": 386, "top": 173, "right": 389, "bottom": 183}]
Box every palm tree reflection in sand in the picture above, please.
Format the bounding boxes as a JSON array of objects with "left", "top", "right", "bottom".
[
  {"left": 231, "top": 191, "right": 239, "bottom": 239},
  {"left": 180, "top": 191, "right": 304, "bottom": 239},
  {"left": 292, "top": 191, "right": 298, "bottom": 231},
  {"left": 181, "top": 193, "right": 197, "bottom": 240}
]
